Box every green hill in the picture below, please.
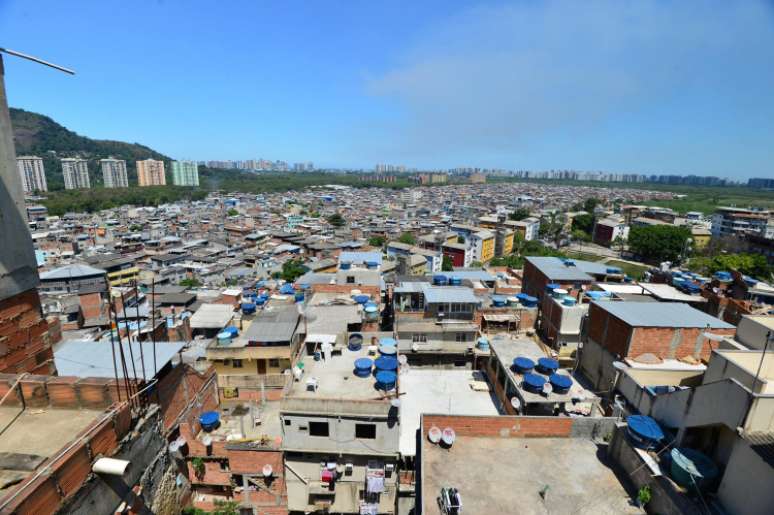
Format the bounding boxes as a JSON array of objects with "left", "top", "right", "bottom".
[{"left": 10, "top": 107, "right": 172, "bottom": 190}]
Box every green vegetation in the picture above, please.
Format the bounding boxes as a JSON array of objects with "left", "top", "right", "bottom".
[
  {"left": 398, "top": 232, "right": 416, "bottom": 245},
  {"left": 281, "top": 259, "right": 308, "bottom": 282},
  {"left": 539, "top": 212, "right": 566, "bottom": 246},
  {"left": 42, "top": 186, "right": 208, "bottom": 216},
  {"left": 606, "top": 259, "right": 649, "bottom": 280},
  {"left": 687, "top": 254, "right": 772, "bottom": 281},
  {"left": 571, "top": 214, "right": 594, "bottom": 235},
  {"left": 442, "top": 255, "right": 454, "bottom": 271},
  {"left": 628, "top": 225, "right": 691, "bottom": 263},
  {"left": 564, "top": 250, "right": 605, "bottom": 262},
  {"left": 509, "top": 207, "right": 531, "bottom": 221},
  {"left": 226, "top": 208, "right": 239, "bottom": 217},
  {"left": 637, "top": 485, "right": 652, "bottom": 507},
  {"left": 469, "top": 260, "right": 483, "bottom": 269},
  {"left": 326, "top": 213, "right": 345, "bottom": 227},
  {"left": 490, "top": 240, "right": 566, "bottom": 269},
  {"left": 368, "top": 236, "right": 386, "bottom": 247},
  {"left": 191, "top": 457, "right": 205, "bottom": 479},
  {"left": 179, "top": 277, "right": 202, "bottom": 288},
  {"left": 182, "top": 500, "right": 239, "bottom": 515}
]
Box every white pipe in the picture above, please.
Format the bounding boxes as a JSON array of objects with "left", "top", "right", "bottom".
[{"left": 92, "top": 457, "right": 130, "bottom": 476}]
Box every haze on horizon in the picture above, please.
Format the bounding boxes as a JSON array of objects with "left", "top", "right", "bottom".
[{"left": 1, "top": 0, "right": 773, "bottom": 180}]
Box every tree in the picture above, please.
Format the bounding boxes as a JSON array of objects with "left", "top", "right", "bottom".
[
  {"left": 571, "top": 229, "right": 591, "bottom": 249},
  {"left": 509, "top": 207, "right": 531, "bottom": 221},
  {"left": 612, "top": 236, "right": 626, "bottom": 257},
  {"left": 469, "top": 260, "right": 483, "bottom": 268},
  {"left": 281, "top": 259, "right": 308, "bottom": 282},
  {"left": 442, "top": 255, "right": 454, "bottom": 271},
  {"left": 179, "top": 277, "right": 202, "bottom": 288},
  {"left": 398, "top": 232, "right": 416, "bottom": 245},
  {"left": 571, "top": 214, "right": 594, "bottom": 235},
  {"left": 539, "top": 212, "right": 565, "bottom": 247},
  {"left": 628, "top": 225, "right": 690, "bottom": 263},
  {"left": 368, "top": 236, "right": 386, "bottom": 248},
  {"left": 583, "top": 197, "right": 601, "bottom": 213},
  {"left": 327, "top": 213, "right": 345, "bottom": 227},
  {"left": 456, "top": 235, "right": 465, "bottom": 244},
  {"left": 687, "top": 254, "right": 771, "bottom": 281},
  {"left": 226, "top": 208, "right": 239, "bottom": 217}
]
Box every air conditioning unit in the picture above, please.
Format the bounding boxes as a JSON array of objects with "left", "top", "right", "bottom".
[{"left": 345, "top": 462, "right": 354, "bottom": 475}]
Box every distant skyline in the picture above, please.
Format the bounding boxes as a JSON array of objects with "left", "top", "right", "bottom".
[{"left": 1, "top": 0, "right": 773, "bottom": 179}]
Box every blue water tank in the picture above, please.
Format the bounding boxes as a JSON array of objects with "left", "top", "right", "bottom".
[
  {"left": 199, "top": 411, "right": 220, "bottom": 432},
  {"left": 354, "top": 358, "right": 373, "bottom": 378},
  {"left": 536, "top": 357, "right": 559, "bottom": 375},
  {"left": 433, "top": 274, "right": 449, "bottom": 285},
  {"left": 375, "top": 370, "right": 397, "bottom": 390},
  {"left": 714, "top": 271, "right": 732, "bottom": 282},
  {"left": 477, "top": 337, "right": 490, "bottom": 351},
  {"left": 242, "top": 302, "right": 256, "bottom": 314},
  {"left": 366, "top": 261, "right": 379, "bottom": 269},
  {"left": 217, "top": 331, "right": 232, "bottom": 345},
  {"left": 379, "top": 337, "right": 397, "bottom": 347},
  {"left": 295, "top": 292, "right": 305, "bottom": 302},
  {"left": 348, "top": 333, "right": 363, "bottom": 351},
  {"left": 521, "top": 295, "right": 538, "bottom": 308},
  {"left": 374, "top": 356, "right": 399, "bottom": 371},
  {"left": 492, "top": 296, "right": 507, "bottom": 307},
  {"left": 627, "top": 415, "right": 665, "bottom": 450},
  {"left": 225, "top": 326, "right": 239, "bottom": 337},
  {"left": 255, "top": 297, "right": 266, "bottom": 306},
  {"left": 522, "top": 373, "right": 546, "bottom": 393},
  {"left": 546, "top": 283, "right": 560, "bottom": 293},
  {"left": 606, "top": 267, "right": 622, "bottom": 274},
  {"left": 353, "top": 294, "right": 370, "bottom": 304},
  {"left": 549, "top": 373, "right": 573, "bottom": 393},
  {"left": 562, "top": 296, "right": 577, "bottom": 306},
  {"left": 340, "top": 261, "right": 351, "bottom": 270},
  {"left": 378, "top": 345, "right": 398, "bottom": 357},
  {"left": 280, "top": 284, "right": 295, "bottom": 295},
  {"left": 512, "top": 357, "right": 535, "bottom": 374},
  {"left": 449, "top": 276, "right": 462, "bottom": 286}
]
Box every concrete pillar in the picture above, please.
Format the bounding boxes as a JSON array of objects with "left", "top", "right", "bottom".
[{"left": 0, "top": 54, "right": 40, "bottom": 301}]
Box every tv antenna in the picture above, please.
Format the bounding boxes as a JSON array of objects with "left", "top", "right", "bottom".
[{"left": 0, "top": 47, "right": 75, "bottom": 75}]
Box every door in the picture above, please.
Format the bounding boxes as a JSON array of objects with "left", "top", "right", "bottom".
[{"left": 257, "top": 359, "right": 267, "bottom": 374}]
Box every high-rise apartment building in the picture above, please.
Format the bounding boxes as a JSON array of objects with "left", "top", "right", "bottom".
[
  {"left": 100, "top": 158, "right": 129, "bottom": 188},
  {"left": 61, "top": 158, "right": 91, "bottom": 189},
  {"left": 16, "top": 156, "right": 47, "bottom": 192},
  {"left": 171, "top": 160, "right": 199, "bottom": 186},
  {"left": 136, "top": 159, "right": 166, "bottom": 186}
]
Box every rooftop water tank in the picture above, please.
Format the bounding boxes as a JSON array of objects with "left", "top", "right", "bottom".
[
  {"left": 562, "top": 296, "right": 577, "bottom": 306},
  {"left": 354, "top": 358, "right": 373, "bottom": 378},
  {"left": 295, "top": 292, "right": 305, "bottom": 302},
  {"left": 375, "top": 370, "right": 397, "bottom": 390},
  {"left": 433, "top": 274, "right": 449, "bottom": 286},
  {"left": 374, "top": 356, "right": 399, "bottom": 371},
  {"left": 364, "top": 304, "right": 379, "bottom": 320},
  {"left": 216, "top": 332, "right": 232, "bottom": 345},
  {"left": 340, "top": 261, "right": 351, "bottom": 270},
  {"left": 379, "top": 337, "right": 397, "bottom": 347},
  {"left": 476, "top": 337, "right": 490, "bottom": 352},
  {"left": 626, "top": 415, "right": 665, "bottom": 450},
  {"left": 512, "top": 357, "right": 535, "bottom": 374},
  {"left": 279, "top": 284, "right": 295, "bottom": 295},
  {"left": 536, "top": 357, "right": 559, "bottom": 375},
  {"left": 492, "top": 296, "right": 507, "bottom": 307},
  {"left": 449, "top": 276, "right": 462, "bottom": 286},
  {"left": 669, "top": 448, "right": 719, "bottom": 492},
  {"left": 353, "top": 294, "right": 370, "bottom": 304},
  {"left": 714, "top": 271, "right": 732, "bottom": 282},
  {"left": 606, "top": 267, "right": 622, "bottom": 274},
  {"left": 255, "top": 297, "right": 266, "bottom": 306},
  {"left": 522, "top": 373, "right": 546, "bottom": 393},
  {"left": 378, "top": 345, "right": 398, "bottom": 357},
  {"left": 348, "top": 333, "right": 364, "bottom": 351},
  {"left": 551, "top": 288, "right": 568, "bottom": 299},
  {"left": 199, "top": 411, "right": 220, "bottom": 432},
  {"left": 366, "top": 261, "right": 379, "bottom": 269},
  {"left": 546, "top": 283, "right": 560, "bottom": 293},
  {"left": 520, "top": 295, "right": 538, "bottom": 308},
  {"left": 549, "top": 373, "right": 573, "bottom": 394},
  {"left": 225, "top": 326, "right": 239, "bottom": 337}
]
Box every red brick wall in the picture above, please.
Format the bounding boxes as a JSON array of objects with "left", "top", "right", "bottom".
[
  {"left": 0, "top": 289, "right": 57, "bottom": 375},
  {"left": 421, "top": 414, "right": 574, "bottom": 438},
  {"left": 156, "top": 364, "right": 218, "bottom": 432},
  {"left": 78, "top": 292, "right": 103, "bottom": 320}
]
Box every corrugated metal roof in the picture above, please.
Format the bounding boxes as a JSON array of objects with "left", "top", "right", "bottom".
[
  {"left": 594, "top": 301, "right": 734, "bottom": 328},
  {"left": 189, "top": 303, "right": 235, "bottom": 329},
  {"left": 421, "top": 283, "right": 480, "bottom": 304},
  {"left": 244, "top": 305, "right": 300, "bottom": 342},
  {"left": 339, "top": 251, "right": 383, "bottom": 265},
  {"left": 525, "top": 256, "right": 595, "bottom": 282},
  {"left": 40, "top": 263, "right": 106, "bottom": 280},
  {"left": 54, "top": 340, "right": 184, "bottom": 379}
]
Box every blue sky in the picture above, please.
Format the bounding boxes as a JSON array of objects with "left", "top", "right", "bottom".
[{"left": 1, "top": 0, "right": 773, "bottom": 178}]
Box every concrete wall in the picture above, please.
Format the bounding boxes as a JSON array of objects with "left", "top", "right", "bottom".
[
  {"left": 717, "top": 435, "right": 774, "bottom": 515},
  {"left": 704, "top": 350, "right": 774, "bottom": 394},
  {"left": 735, "top": 316, "right": 774, "bottom": 350},
  {"left": 281, "top": 412, "right": 399, "bottom": 455},
  {"left": 0, "top": 55, "right": 40, "bottom": 302},
  {"left": 578, "top": 337, "right": 620, "bottom": 391}
]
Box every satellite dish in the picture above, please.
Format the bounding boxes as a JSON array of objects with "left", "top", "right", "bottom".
[
  {"left": 510, "top": 397, "right": 521, "bottom": 410},
  {"left": 428, "top": 426, "right": 442, "bottom": 444},
  {"left": 441, "top": 427, "right": 456, "bottom": 447},
  {"left": 262, "top": 464, "right": 273, "bottom": 477}
]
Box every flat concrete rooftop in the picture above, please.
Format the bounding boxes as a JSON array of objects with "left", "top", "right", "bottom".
[
  {"left": 207, "top": 400, "right": 284, "bottom": 443},
  {"left": 422, "top": 436, "right": 643, "bottom": 515},
  {"left": 398, "top": 369, "right": 499, "bottom": 456},
  {"left": 0, "top": 406, "right": 103, "bottom": 491},
  {"left": 288, "top": 345, "right": 394, "bottom": 401}
]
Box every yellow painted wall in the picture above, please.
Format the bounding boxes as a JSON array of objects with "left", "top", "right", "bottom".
[{"left": 481, "top": 237, "right": 495, "bottom": 262}]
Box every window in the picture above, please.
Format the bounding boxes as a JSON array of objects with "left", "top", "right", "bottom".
[
  {"left": 232, "top": 359, "right": 243, "bottom": 368},
  {"left": 309, "top": 421, "right": 329, "bottom": 437},
  {"left": 412, "top": 333, "right": 427, "bottom": 343},
  {"left": 268, "top": 359, "right": 280, "bottom": 368},
  {"left": 356, "top": 423, "right": 377, "bottom": 439},
  {"left": 346, "top": 276, "right": 355, "bottom": 284},
  {"left": 455, "top": 332, "right": 467, "bottom": 343},
  {"left": 284, "top": 419, "right": 291, "bottom": 426}
]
